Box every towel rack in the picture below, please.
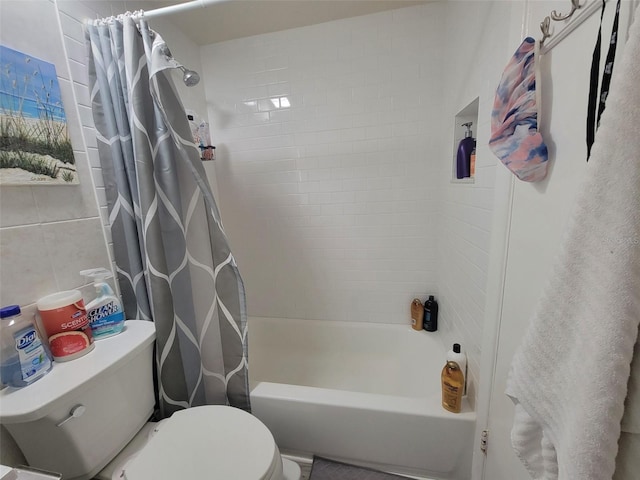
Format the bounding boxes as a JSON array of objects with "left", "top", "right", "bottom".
[{"left": 540, "top": 0, "right": 607, "bottom": 54}]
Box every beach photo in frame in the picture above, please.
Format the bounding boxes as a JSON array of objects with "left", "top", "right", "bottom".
[{"left": 0, "top": 45, "right": 78, "bottom": 185}]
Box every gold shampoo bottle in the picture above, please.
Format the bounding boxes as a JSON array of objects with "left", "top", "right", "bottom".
[
  {"left": 411, "top": 299, "right": 424, "bottom": 331},
  {"left": 441, "top": 361, "right": 464, "bottom": 413}
]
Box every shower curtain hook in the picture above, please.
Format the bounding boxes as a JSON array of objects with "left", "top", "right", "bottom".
[{"left": 550, "top": 0, "right": 582, "bottom": 21}]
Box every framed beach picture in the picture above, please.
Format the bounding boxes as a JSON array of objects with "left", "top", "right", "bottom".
[{"left": 0, "top": 45, "right": 78, "bottom": 185}]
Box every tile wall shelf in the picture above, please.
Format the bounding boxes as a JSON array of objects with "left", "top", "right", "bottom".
[{"left": 451, "top": 97, "right": 479, "bottom": 184}]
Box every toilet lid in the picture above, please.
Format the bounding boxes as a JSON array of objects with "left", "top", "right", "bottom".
[{"left": 123, "top": 406, "right": 280, "bottom": 480}]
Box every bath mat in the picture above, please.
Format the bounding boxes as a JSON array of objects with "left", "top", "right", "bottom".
[{"left": 309, "top": 456, "right": 410, "bottom": 480}]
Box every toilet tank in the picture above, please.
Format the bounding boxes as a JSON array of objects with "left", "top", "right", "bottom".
[{"left": 0, "top": 320, "right": 156, "bottom": 480}]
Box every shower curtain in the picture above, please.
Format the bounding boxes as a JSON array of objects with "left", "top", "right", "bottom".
[{"left": 85, "top": 15, "right": 250, "bottom": 416}]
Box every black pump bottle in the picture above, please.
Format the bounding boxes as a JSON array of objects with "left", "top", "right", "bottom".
[{"left": 423, "top": 295, "right": 438, "bottom": 332}]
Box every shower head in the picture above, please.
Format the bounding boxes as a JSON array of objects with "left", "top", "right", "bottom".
[
  {"left": 158, "top": 44, "right": 200, "bottom": 87},
  {"left": 179, "top": 66, "right": 200, "bottom": 87}
]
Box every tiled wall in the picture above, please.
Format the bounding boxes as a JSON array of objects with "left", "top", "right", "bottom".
[
  {"left": 0, "top": 0, "right": 111, "bottom": 465},
  {"left": 0, "top": 0, "right": 111, "bottom": 337},
  {"left": 200, "top": 3, "right": 446, "bottom": 324},
  {"left": 436, "top": 1, "right": 518, "bottom": 405},
  {"left": 198, "top": 1, "right": 518, "bottom": 407}
]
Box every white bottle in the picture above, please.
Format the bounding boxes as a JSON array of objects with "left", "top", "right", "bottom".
[
  {"left": 80, "top": 268, "right": 125, "bottom": 340},
  {"left": 0, "top": 305, "right": 52, "bottom": 388},
  {"left": 447, "top": 343, "right": 467, "bottom": 395}
]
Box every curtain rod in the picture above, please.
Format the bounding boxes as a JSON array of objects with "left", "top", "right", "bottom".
[{"left": 143, "top": 0, "right": 230, "bottom": 19}]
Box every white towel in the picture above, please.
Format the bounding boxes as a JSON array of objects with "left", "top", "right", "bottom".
[
  {"left": 620, "top": 337, "right": 640, "bottom": 434},
  {"left": 505, "top": 3, "right": 640, "bottom": 479}
]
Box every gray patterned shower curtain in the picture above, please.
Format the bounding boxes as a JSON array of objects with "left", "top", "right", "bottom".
[{"left": 85, "top": 15, "right": 250, "bottom": 416}]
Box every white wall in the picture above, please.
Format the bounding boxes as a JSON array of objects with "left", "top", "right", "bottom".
[{"left": 199, "top": 4, "right": 446, "bottom": 324}]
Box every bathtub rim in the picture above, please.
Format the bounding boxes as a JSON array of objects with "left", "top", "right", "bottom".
[
  {"left": 250, "top": 381, "right": 476, "bottom": 419},
  {"left": 251, "top": 380, "right": 475, "bottom": 479}
]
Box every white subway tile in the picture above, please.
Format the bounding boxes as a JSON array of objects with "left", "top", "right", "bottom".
[
  {"left": 41, "top": 218, "right": 111, "bottom": 291},
  {"left": 198, "top": 1, "right": 499, "bottom": 368},
  {"left": 0, "top": 188, "right": 39, "bottom": 228},
  {"left": 77, "top": 104, "right": 95, "bottom": 128},
  {"left": 63, "top": 34, "right": 87, "bottom": 65},
  {"left": 67, "top": 58, "right": 88, "bottom": 86},
  {"left": 58, "top": 11, "right": 85, "bottom": 42},
  {"left": 0, "top": 225, "right": 58, "bottom": 307}
]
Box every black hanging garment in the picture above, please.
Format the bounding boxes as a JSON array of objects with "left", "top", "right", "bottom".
[{"left": 586, "top": 0, "right": 621, "bottom": 161}]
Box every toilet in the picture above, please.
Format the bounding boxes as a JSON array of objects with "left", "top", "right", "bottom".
[{"left": 0, "top": 321, "right": 300, "bottom": 480}]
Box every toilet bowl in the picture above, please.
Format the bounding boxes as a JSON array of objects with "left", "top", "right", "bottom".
[
  {"left": 0, "top": 321, "right": 299, "bottom": 480},
  {"left": 96, "top": 406, "right": 284, "bottom": 480}
]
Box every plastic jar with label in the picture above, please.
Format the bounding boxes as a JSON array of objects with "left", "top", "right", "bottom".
[
  {"left": 0, "top": 305, "right": 53, "bottom": 388},
  {"left": 37, "top": 290, "right": 94, "bottom": 361}
]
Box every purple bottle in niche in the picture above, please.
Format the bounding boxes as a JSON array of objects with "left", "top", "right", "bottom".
[{"left": 456, "top": 122, "right": 476, "bottom": 179}]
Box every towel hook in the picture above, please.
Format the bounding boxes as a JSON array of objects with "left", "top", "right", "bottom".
[
  {"left": 540, "top": 16, "right": 552, "bottom": 44},
  {"left": 550, "top": 0, "right": 582, "bottom": 21}
]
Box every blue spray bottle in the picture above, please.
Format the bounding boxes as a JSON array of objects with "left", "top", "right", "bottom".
[
  {"left": 80, "top": 268, "right": 125, "bottom": 340},
  {"left": 456, "top": 122, "right": 476, "bottom": 179}
]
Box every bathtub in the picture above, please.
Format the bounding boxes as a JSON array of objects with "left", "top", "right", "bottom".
[{"left": 248, "top": 317, "right": 476, "bottom": 480}]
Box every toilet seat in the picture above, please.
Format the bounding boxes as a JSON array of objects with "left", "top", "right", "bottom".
[{"left": 123, "top": 405, "right": 283, "bottom": 480}]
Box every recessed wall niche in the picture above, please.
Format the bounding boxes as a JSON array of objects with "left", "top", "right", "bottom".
[{"left": 451, "top": 97, "right": 479, "bottom": 184}]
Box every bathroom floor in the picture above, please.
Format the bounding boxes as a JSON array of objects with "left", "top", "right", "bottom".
[{"left": 288, "top": 456, "right": 430, "bottom": 480}]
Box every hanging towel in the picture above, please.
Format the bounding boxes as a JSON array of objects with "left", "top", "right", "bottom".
[
  {"left": 505, "top": 3, "right": 640, "bottom": 479},
  {"left": 621, "top": 339, "right": 640, "bottom": 434},
  {"left": 489, "top": 37, "right": 549, "bottom": 182},
  {"left": 614, "top": 339, "right": 640, "bottom": 478}
]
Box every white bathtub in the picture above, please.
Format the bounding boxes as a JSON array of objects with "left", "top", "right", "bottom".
[{"left": 248, "top": 317, "right": 475, "bottom": 480}]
